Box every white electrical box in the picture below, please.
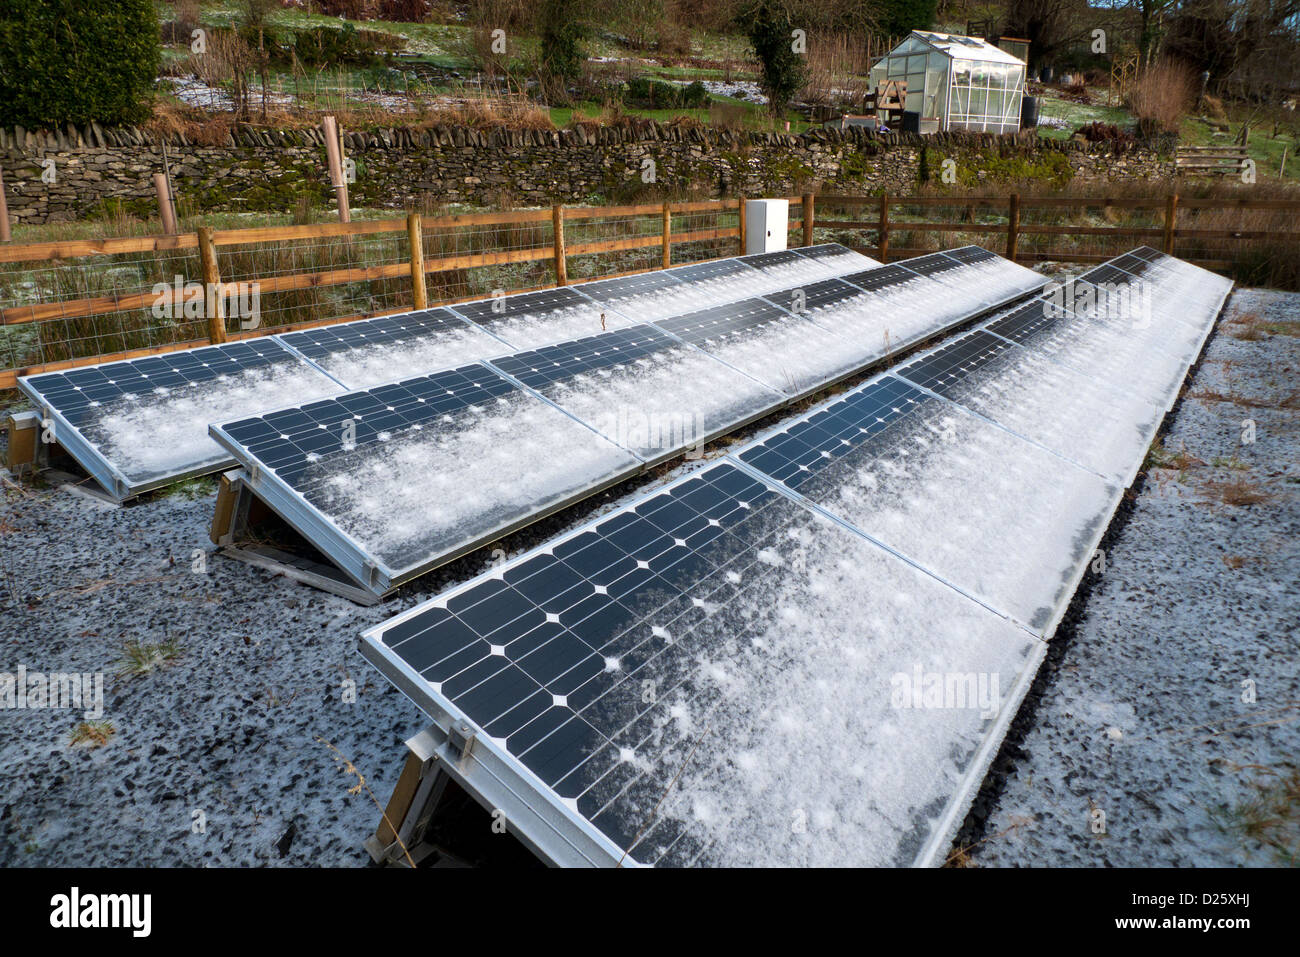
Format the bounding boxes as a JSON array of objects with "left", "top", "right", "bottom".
[{"left": 745, "top": 199, "right": 788, "bottom": 255}]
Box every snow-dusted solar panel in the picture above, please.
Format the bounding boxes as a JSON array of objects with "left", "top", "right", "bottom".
[
  {"left": 987, "top": 263, "right": 1230, "bottom": 412},
  {"left": 209, "top": 364, "right": 640, "bottom": 592},
  {"left": 277, "top": 306, "right": 508, "bottom": 390},
  {"left": 655, "top": 297, "right": 864, "bottom": 397},
  {"left": 734, "top": 374, "right": 1119, "bottom": 634},
  {"left": 737, "top": 248, "right": 850, "bottom": 288},
  {"left": 449, "top": 287, "right": 628, "bottom": 350},
  {"left": 903, "top": 246, "right": 1046, "bottom": 308},
  {"left": 18, "top": 339, "right": 344, "bottom": 500},
  {"left": 359, "top": 247, "right": 1231, "bottom": 866},
  {"left": 487, "top": 324, "right": 780, "bottom": 463},
  {"left": 361, "top": 461, "right": 1043, "bottom": 867},
  {"left": 791, "top": 242, "right": 881, "bottom": 274},
  {"left": 570, "top": 270, "right": 693, "bottom": 322},
  {"left": 891, "top": 328, "right": 1164, "bottom": 486}
]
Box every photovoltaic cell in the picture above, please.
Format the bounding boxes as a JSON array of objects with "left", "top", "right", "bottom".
[
  {"left": 571, "top": 270, "right": 689, "bottom": 323},
  {"left": 210, "top": 363, "right": 639, "bottom": 586},
  {"left": 734, "top": 374, "right": 1119, "bottom": 632},
  {"left": 487, "top": 324, "right": 780, "bottom": 462},
  {"left": 18, "top": 338, "right": 342, "bottom": 499},
  {"left": 450, "top": 287, "right": 626, "bottom": 350},
  {"left": 362, "top": 461, "right": 1041, "bottom": 866},
  {"left": 655, "top": 297, "right": 862, "bottom": 396},
  {"left": 276, "top": 306, "right": 506, "bottom": 390}
]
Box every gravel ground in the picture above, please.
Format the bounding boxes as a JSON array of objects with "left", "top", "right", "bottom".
[
  {"left": 960, "top": 287, "right": 1300, "bottom": 867},
  {"left": 1, "top": 284, "right": 1295, "bottom": 868}
]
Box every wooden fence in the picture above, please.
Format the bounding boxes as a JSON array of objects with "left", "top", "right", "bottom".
[
  {"left": 0, "top": 197, "right": 801, "bottom": 390},
  {"left": 5, "top": 190, "right": 1297, "bottom": 390},
  {"left": 812, "top": 192, "right": 1300, "bottom": 270}
]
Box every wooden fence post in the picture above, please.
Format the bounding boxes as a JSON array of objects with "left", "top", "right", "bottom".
[
  {"left": 737, "top": 197, "right": 747, "bottom": 255},
  {"left": 407, "top": 213, "right": 427, "bottom": 310},
  {"left": 197, "top": 226, "right": 226, "bottom": 344},
  {"left": 877, "top": 193, "right": 890, "bottom": 263},
  {"left": 1007, "top": 192, "right": 1020, "bottom": 262},
  {"left": 322, "top": 116, "right": 351, "bottom": 224},
  {"left": 154, "top": 173, "right": 178, "bottom": 235},
  {"left": 552, "top": 205, "right": 568, "bottom": 286},
  {"left": 802, "top": 193, "right": 814, "bottom": 247},
  {"left": 662, "top": 202, "right": 672, "bottom": 269},
  {"left": 0, "top": 166, "right": 12, "bottom": 242},
  {"left": 1164, "top": 192, "right": 1178, "bottom": 255}
]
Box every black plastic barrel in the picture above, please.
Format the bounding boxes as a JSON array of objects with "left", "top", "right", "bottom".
[{"left": 1021, "top": 95, "right": 1040, "bottom": 128}]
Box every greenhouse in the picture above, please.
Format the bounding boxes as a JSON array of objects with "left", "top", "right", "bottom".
[{"left": 869, "top": 30, "right": 1027, "bottom": 135}]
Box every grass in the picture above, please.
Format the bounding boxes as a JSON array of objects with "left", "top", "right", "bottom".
[
  {"left": 117, "top": 637, "right": 184, "bottom": 677},
  {"left": 1209, "top": 455, "right": 1251, "bottom": 470},
  {"left": 1143, "top": 437, "right": 1202, "bottom": 471},
  {"left": 1215, "top": 766, "right": 1300, "bottom": 865},
  {"left": 69, "top": 720, "right": 116, "bottom": 747}
]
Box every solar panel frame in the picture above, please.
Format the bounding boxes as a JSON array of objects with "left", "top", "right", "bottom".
[
  {"left": 209, "top": 362, "right": 643, "bottom": 593},
  {"left": 17, "top": 338, "right": 344, "bottom": 501},
  {"left": 482, "top": 323, "right": 785, "bottom": 467},
  {"left": 273, "top": 305, "right": 511, "bottom": 390},
  {"left": 360, "top": 459, "right": 1047, "bottom": 867}
]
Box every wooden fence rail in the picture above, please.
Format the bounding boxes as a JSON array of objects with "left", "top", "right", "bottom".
[
  {"left": 0, "top": 197, "right": 778, "bottom": 389},
  {"left": 815, "top": 192, "right": 1300, "bottom": 269},
  {"left": 6, "top": 190, "right": 1296, "bottom": 390}
]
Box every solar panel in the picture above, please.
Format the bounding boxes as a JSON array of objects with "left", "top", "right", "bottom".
[
  {"left": 986, "top": 296, "right": 1182, "bottom": 407},
  {"left": 791, "top": 242, "right": 881, "bottom": 274},
  {"left": 773, "top": 274, "right": 969, "bottom": 361},
  {"left": 654, "top": 297, "right": 863, "bottom": 397},
  {"left": 734, "top": 374, "right": 1119, "bottom": 633},
  {"left": 449, "top": 287, "right": 627, "bottom": 350},
  {"left": 486, "top": 324, "right": 781, "bottom": 463},
  {"left": 892, "top": 327, "right": 1165, "bottom": 485},
  {"left": 361, "top": 460, "right": 1043, "bottom": 866},
  {"left": 18, "top": 339, "right": 343, "bottom": 500},
  {"left": 276, "top": 306, "right": 508, "bottom": 390},
  {"left": 571, "top": 270, "right": 690, "bottom": 322},
  {"left": 1040, "top": 269, "right": 1222, "bottom": 384},
  {"left": 921, "top": 246, "right": 1047, "bottom": 307},
  {"left": 738, "top": 248, "right": 849, "bottom": 287},
  {"left": 209, "top": 363, "right": 641, "bottom": 591},
  {"left": 659, "top": 258, "right": 780, "bottom": 306},
  {"left": 358, "top": 246, "right": 1232, "bottom": 868}
]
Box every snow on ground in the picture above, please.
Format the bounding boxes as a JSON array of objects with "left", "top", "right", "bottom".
[{"left": 961, "top": 287, "right": 1300, "bottom": 867}]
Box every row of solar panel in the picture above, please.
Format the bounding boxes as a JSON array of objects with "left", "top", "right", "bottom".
[
  {"left": 18, "top": 244, "right": 887, "bottom": 501},
  {"left": 204, "top": 247, "right": 1047, "bottom": 596},
  {"left": 20, "top": 243, "right": 1054, "bottom": 504},
  {"left": 357, "top": 247, "right": 1233, "bottom": 868}
]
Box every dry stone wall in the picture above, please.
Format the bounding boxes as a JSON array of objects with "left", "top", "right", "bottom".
[{"left": 0, "top": 121, "right": 1174, "bottom": 225}]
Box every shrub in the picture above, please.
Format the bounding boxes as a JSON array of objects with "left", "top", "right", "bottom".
[
  {"left": 1127, "top": 59, "right": 1196, "bottom": 136},
  {"left": 746, "top": 0, "right": 806, "bottom": 116},
  {"left": 1076, "top": 121, "right": 1138, "bottom": 152},
  {"left": 0, "top": 0, "right": 161, "bottom": 128}
]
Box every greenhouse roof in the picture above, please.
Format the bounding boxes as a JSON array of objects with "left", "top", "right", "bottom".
[{"left": 907, "top": 31, "right": 1026, "bottom": 66}]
